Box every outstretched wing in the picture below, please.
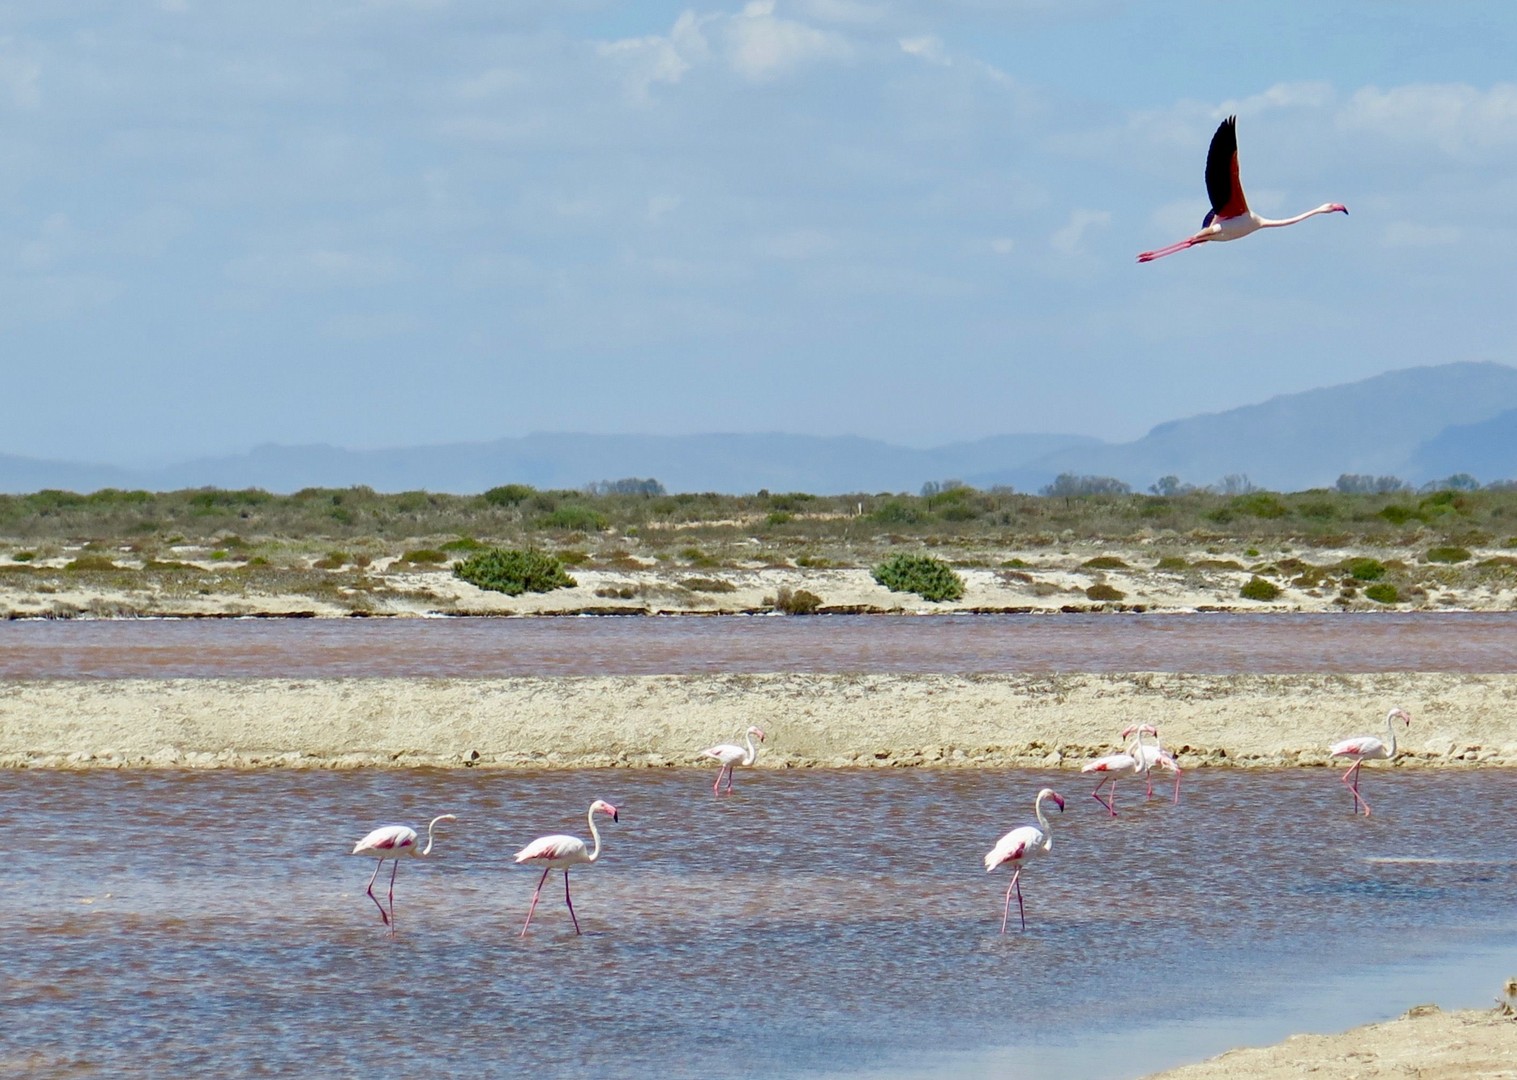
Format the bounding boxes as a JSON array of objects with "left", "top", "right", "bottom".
[{"left": 1205, "top": 115, "right": 1249, "bottom": 222}]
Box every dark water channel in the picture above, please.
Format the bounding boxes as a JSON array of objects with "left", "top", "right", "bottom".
[{"left": 6, "top": 767, "right": 1516, "bottom": 1078}]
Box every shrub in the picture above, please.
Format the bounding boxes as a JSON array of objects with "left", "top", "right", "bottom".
[
  {"left": 12, "top": 551, "right": 35, "bottom": 562},
  {"left": 1154, "top": 556, "right": 1188, "bottom": 571},
  {"left": 1081, "top": 556, "right": 1128, "bottom": 570},
  {"left": 482, "top": 484, "right": 535, "bottom": 506},
  {"left": 1239, "top": 576, "right": 1281, "bottom": 601},
  {"left": 872, "top": 553, "right": 965, "bottom": 602},
  {"left": 773, "top": 586, "right": 823, "bottom": 614},
  {"left": 1231, "top": 493, "right": 1288, "bottom": 519},
  {"left": 542, "top": 504, "right": 608, "bottom": 532},
  {"left": 440, "top": 536, "right": 486, "bottom": 552},
  {"left": 1364, "top": 583, "right": 1399, "bottom": 604},
  {"left": 765, "top": 511, "right": 794, "bottom": 526},
  {"left": 871, "top": 499, "right": 923, "bottom": 525},
  {"left": 453, "top": 547, "right": 577, "bottom": 596},
  {"left": 1344, "top": 558, "right": 1386, "bottom": 581},
  {"left": 403, "top": 548, "right": 448, "bottom": 564},
  {"left": 1425, "top": 546, "right": 1471, "bottom": 564},
  {"left": 1378, "top": 505, "right": 1418, "bottom": 526},
  {"left": 682, "top": 576, "right": 737, "bottom": 593},
  {"left": 312, "top": 551, "right": 349, "bottom": 569},
  {"left": 64, "top": 554, "right": 121, "bottom": 572},
  {"left": 1085, "top": 583, "right": 1125, "bottom": 602}
]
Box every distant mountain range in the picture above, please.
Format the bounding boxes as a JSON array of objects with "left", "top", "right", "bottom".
[{"left": 4, "top": 361, "right": 1517, "bottom": 496}]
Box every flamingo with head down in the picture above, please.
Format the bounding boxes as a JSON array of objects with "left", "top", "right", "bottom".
[
  {"left": 1121, "top": 724, "right": 1182, "bottom": 804},
  {"left": 1138, "top": 115, "right": 1346, "bottom": 263},
  {"left": 350, "top": 814, "right": 456, "bottom": 936}
]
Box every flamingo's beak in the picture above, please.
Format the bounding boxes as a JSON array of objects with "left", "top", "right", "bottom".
[
  {"left": 611, "top": 808, "right": 620, "bottom": 822},
  {"left": 1052, "top": 795, "right": 1066, "bottom": 812}
]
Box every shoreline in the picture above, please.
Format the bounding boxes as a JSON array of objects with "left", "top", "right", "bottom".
[{"left": 4, "top": 671, "right": 1516, "bottom": 769}]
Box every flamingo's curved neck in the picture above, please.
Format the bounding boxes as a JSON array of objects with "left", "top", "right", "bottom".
[
  {"left": 1383, "top": 712, "right": 1400, "bottom": 758},
  {"left": 584, "top": 807, "right": 604, "bottom": 864},
  {"left": 420, "top": 816, "right": 447, "bottom": 856},
  {"left": 742, "top": 730, "right": 759, "bottom": 766},
  {"left": 1032, "top": 794, "right": 1057, "bottom": 848}
]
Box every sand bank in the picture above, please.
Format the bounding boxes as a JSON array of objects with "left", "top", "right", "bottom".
[
  {"left": 1143, "top": 1003, "right": 1517, "bottom": 1079},
  {"left": 4, "top": 671, "right": 1517, "bottom": 769}
]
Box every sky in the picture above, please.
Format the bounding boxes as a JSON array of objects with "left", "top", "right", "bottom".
[{"left": 3, "top": 1, "right": 1516, "bottom": 466}]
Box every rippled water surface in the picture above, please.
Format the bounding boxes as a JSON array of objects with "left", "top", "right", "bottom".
[
  {"left": 7, "top": 768, "right": 1517, "bottom": 1078},
  {"left": 3, "top": 611, "right": 1517, "bottom": 677}
]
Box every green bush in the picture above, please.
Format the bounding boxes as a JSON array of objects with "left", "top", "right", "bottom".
[
  {"left": 1081, "top": 556, "right": 1128, "bottom": 570},
  {"left": 1085, "top": 583, "right": 1125, "bottom": 602},
  {"left": 402, "top": 548, "right": 448, "bottom": 564},
  {"left": 1240, "top": 576, "right": 1281, "bottom": 601},
  {"left": 440, "top": 536, "right": 486, "bottom": 552},
  {"left": 773, "top": 586, "right": 823, "bottom": 614},
  {"left": 1344, "top": 557, "right": 1387, "bottom": 581},
  {"left": 312, "top": 551, "right": 349, "bottom": 569},
  {"left": 541, "top": 504, "right": 608, "bottom": 532},
  {"left": 1425, "top": 546, "right": 1471, "bottom": 564},
  {"left": 1154, "top": 556, "right": 1188, "bottom": 571},
  {"left": 482, "top": 484, "right": 535, "bottom": 506},
  {"left": 871, "top": 499, "right": 923, "bottom": 525},
  {"left": 682, "top": 576, "right": 737, "bottom": 593},
  {"left": 872, "top": 553, "right": 965, "bottom": 602},
  {"left": 64, "top": 554, "right": 122, "bottom": 572},
  {"left": 1364, "top": 582, "right": 1399, "bottom": 603},
  {"left": 1378, "top": 504, "right": 1418, "bottom": 525},
  {"left": 453, "top": 547, "right": 577, "bottom": 596}
]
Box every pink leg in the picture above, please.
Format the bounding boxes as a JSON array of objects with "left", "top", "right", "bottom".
[
  {"left": 1000, "top": 867, "right": 1026, "bottom": 934},
  {"left": 365, "top": 860, "right": 390, "bottom": 925},
  {"left": 1137, "top": 236, "right": 1201, "bottom": 262},
  {"left": 1090, "top": 778, "right": 1118, "bottom": 817},
  {"left": 1145, "top": 770, "right": 1155, "bottom": 799},
  {"left": 386, "top": 860, "right": 400, "bottom": 937},
  {"left": 563, "top": 869, "right": 580, "bottom": 935},
  {"left": 713, "top": 766, "right": 728, "bottom": 795},
  {"left": 520, "top": 866, "right": 552, "bottom": 937},
  {"left": 1340, "top": 761, "right": 1370, "bottom": 816},
  {"left": 1171, "top": 770, "right": 1182, "bottom": 805}
]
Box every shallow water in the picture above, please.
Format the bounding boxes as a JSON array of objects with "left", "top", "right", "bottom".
[
  {"left": 3, "top": 611, "right": 1517, "bottom": 678},
  {"left": 6, "top": 767, "right": 1516, "bottom": 1078}
]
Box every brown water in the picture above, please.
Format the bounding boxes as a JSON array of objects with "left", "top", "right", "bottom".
[
  {"left": 3, "top": 612, "right": 1516, "bottom": 677},
  {"left": 6, "top": 767, "right": 1517, "bottom": 1078}
]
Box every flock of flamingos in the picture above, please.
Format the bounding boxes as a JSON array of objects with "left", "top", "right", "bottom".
[
  {"left": 350, "top": 111, "right": 1357, "bottom": 939},
  {"left": 350, "top": 708, "right": 1412, "bottom": 939}
]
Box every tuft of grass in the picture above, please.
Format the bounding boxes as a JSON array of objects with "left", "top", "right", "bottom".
[
  {"left": 403, "top": 548, "right": 448, "bottom": 564},
  {"left": 1081, "top": 555, "right": 1128, "bottom": 570},
  {"left": 1344, "top": 557, "right": 1387, "bottom": 581},
  {"left": 1085, "top": 583, "right": 1125, "bottom": 602},
  {"left": 773, "top": 586, "right": 823, "bottom": 614},
  {"left": 1364, "top": 582, "right": 1400, "bottom": 604},
  {"left": 1425, "top": 546, "right": 1472, "bottom": 564},
  {"left": 682, "top": 576, "right": 737, "bottom": 593},
  {"left": 64, "top": 554, "right": 122, "bottom": 572}
]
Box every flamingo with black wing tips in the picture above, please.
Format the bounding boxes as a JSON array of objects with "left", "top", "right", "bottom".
[
  {"left": 1137, "top": 115, "right": 1346, "bottom": 262},
  {"left": 515, "top": 799, "right": 619, "bottom": 937},
  {"left": 1329, "top": 708, "right": 1411, "bottom": 816},
  {"left": 984, "top": 788, "right": 1065, "bottom": 933},
  {"left": 350, "top": 814, "right": 456, "bottom": 936},
  {"left": 701, "top": 726, "right": 765, "bottom": 795}
]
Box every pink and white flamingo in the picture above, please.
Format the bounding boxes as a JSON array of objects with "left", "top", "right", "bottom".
[
  {"left": 701, "top": 726, "right": 765, "bottom": 795},
  {"left": 1121, "top": 723, "right": 1182, "bottom": 804},
  {"left": 1081, "top": 727, "right": 1148, "bottom": 816},
  {"left": 1137, "top": 115, "right": 1346, "bottom": 262},
  {"left": 984, "top": 787, "right": 1065, "bottom": 933},
  {"left": 350, "top": 813, "right": 455, "bottom": 936},
  {"left": 1329, "top": 708, "right": 1411, "bottom": 816},
  {"left": 514, "top": 800, "right": 619, "bottom": 937}
]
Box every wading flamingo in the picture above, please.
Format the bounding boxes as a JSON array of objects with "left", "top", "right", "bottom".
[
  {"left": 984, "top": 788, "right": 1065, "bottom": 933},
  {"left": 515, "top": 800, "right": 619, "bottom": 937},
  {"left": 1121, "top": 724, "right": 1182, "bottom": 804},
  {"left": 701, "top": 726, "right": 766, "bottom": 795},
  {"left": 1137, "top": 115, "right": 1346, "bottom": 263},
  {"left": 1329, "top": 708, "right": 1411, "bottom": 816},
  {"left": 350, "top": 814, "right": 455, "bottom": 936},
  {"left": 1081, "top": 728, "right": 1148, "bottom": 816}
]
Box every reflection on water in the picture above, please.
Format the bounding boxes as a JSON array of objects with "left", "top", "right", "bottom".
[{"left": 5, "top": 767, "right": 1516, "bottom": 1078}]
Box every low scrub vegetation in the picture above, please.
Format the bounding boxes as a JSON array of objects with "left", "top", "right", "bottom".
[
  {"left": 872, "top": 553, "right": 965, "bottom": 602},
  {"left": 453, "top": 548, "right": 577, "bottom": 596}
]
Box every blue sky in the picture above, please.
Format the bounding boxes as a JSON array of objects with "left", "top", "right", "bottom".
[{"left": 2, "top": 1, "right": 1515, "bottom": 465}]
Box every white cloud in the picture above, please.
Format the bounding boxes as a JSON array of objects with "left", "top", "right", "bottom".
[
  {"left": 724, "top": 2, "right": 853, "bottom": 82},
  {"left": 1050, "top": 209, "right": 1110, "bottom": 255},
  {"left": 898, "top": 35, "right": 950, "bottom": 65},
  {"left": 1340, "top": 82, "right": 1517, "bottom": 156},
  {"left": 0, "top": 40, "right": 42, "bottom": 110},
  {"left": 989, "top": 236, "right": 1015, "bottom": 255}
]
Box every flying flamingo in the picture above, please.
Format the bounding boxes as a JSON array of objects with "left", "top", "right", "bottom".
[
  {"left": 1137, "top": 115, "right": 1346, "bottom": 262},
  {"left": 1081, "top": 727, "right": 1148, "bottom": 816},
  {"left": 514, "top": 799, "right": 619, "bottom": 937},
  {"left": 1121, "top": 724, "right": 1182, "bottom": 804},
  {"left": 984, "top": 788, "right": 1065, "bottom": 933},
  {"left": 1329, "top": 708, "right": 1411, "bottom": 816},
  {"left": 350, "top": 814, "right": 456, "bottom": 936},
  {"left": 701, "top": 726, "right": 766, "bottom": 795}
]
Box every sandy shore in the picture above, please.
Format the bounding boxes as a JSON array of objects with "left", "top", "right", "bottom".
[
  {"left": 1143, "top": 1002, "right": 1517, "bottom": 1079},
  {"left": 4, "top": 670, "right": 1517, "bottom": 769}
]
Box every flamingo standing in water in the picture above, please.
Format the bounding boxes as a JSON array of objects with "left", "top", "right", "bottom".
[
  {"left": 1121, "top": 724, "right": 1182, "bottom": 804},
  {"left": 1137, "top": 115, "right": 1346, "bottom": 262},
  {"left": 1329, "top": 708, "right": 1411, "bottom": 816},
  {"left": 1081, "top": 727, "right": 1148, "bottom": 816},
  {"left": 701, "top": 726, "right": 766, "bottom": 795},
  {"left": 350, "top": 814, "right": 456, "bottom": 936},
  {"left": 514, "top": 800, "right": 619, "bottom": 937},
  {"left": 984, "top": 788, "right": 1065, "bottom": 933}
]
